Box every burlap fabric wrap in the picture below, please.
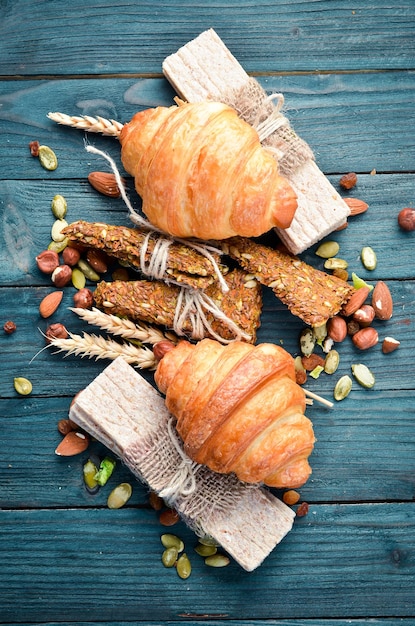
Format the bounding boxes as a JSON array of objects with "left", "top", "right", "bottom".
[{"left": 223, "top": 77, "right": 314, "bottom": 177}]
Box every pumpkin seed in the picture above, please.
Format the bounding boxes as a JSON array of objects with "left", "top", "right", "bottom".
[
  {"left": 161, "top": 534, "right": 184, "bottom": 552},
  {"left": 38, "top": 145, "right": 58, "bottom": 171},
  {"left": 361, "top": 246, "right": 377, "bottom": 270},
  {"left": 351, "top": 272, "right": 374, "bottom": 292},
  {"left": 351, "top": 363, "right": 375, "bottom": 388},
  {"left": 324, "top": 349, "right": 340, "bottom": 374},
  {"left": 48, "top": 238, "right": 68, "bottom": 253},
  {"left": 195, "top": 543, "right": 217, "bottom": 557},
  {"left": 324, "top": 257, "right": 348, "bottom": 270},
  {"left": 205, "top": 554, "right": 230, "bottom": 568},
  {"left": 162, "top": 546, "right": 179, "bottom": 568},
  {"left": 198, "top": 535, "right": 219, "bottom": 547},
  {"left": 13, "top": 377, "right": 32, "bottom": 396},
  {"left": 71, "top": 267, "right": 86, "bottom": 290},
  {"left": 315, "top": 240, "right": 340, "bottom": 259},
  {"left": 299, "top": 328, "right": 315, "bottom": 356},
  {"left": 333, "top": 375, "right": 352, "bottom": 401},
  {"left": 51, "top": 194, "right": 67, "bottom": 220},
  {"left": 77, "top": 259, "right": 100, "bottom": 282},
  {"left": 176, "top": 553, "right": 192, "bottom": 579},
  {"left": 107, "top": 482, "right": 132, "bottom": 509},
  {"left": 51, "top": 219, "right": 69, "bottom": 242}
]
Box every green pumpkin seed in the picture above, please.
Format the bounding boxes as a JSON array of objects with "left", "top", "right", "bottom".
[
  {"left": 162, "top": 546, "right": 179, "bottom": 568},
  {"left": 51, "top": 219, "right": 69, "bottom": 242},
  {"left": 77, "top": 259, "right": 100, "bottom": 282},
  {"left": 71, "top": 267, "right": 86, "bottom": 290},
  {"left": 107, "top": 482, "right": 132, "bottom": 509},
  {"left": 51, "top": 194, "right": 67, "bottom": 220},
  {"left": 205, "top": 554, "right": 230, "bottom": 568},
  {"left": 324, "top": 257, "right": 348, "bottom": 270},
  {"left": 299, "top": 328, "right": 315, "bottom": 356},
  {"left": 38, "top": 145, "right": 58, "bottom": 171},
  {"left": 315, "top": 240, "right": 340, "bottom": 259},
  {"left": 13, "top": 377, "right": 32, "bottom": 396},
  {"left": 351, "top": 272, "right": 374, "bottom": 292},
  {"left": 48, "top": 238, "right": 68, "bottom": 253},
  {"left": 195, "top": 543, "right": 217, "bottom": 557},
  {"left": 176, "top": 553, "right": 192, "bottom": 579},
  {"left": 324, "top": 349, "right": 340, "bottom": 374},
  {"left": 161, "top": 534, "right": 184, "bottom": 552},
  {"left": 198, "top": 535, "right": 219, "bottom": 547},
  {"left": 351, "top": 363, "right": 375, "bottom": 389},
  {"left": 333, "top": 375, "right": 352, "bottom": 401},
  {"left": 361, "top": 246, "right": 377, "bottom": 270}
]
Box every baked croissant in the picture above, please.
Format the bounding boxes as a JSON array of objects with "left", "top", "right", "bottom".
[
  {"left": 119, "top": 101, "right": 297, "bottom": 240},
  {"left": 154, "top": 338, "right": 315, "bottom": 488}
]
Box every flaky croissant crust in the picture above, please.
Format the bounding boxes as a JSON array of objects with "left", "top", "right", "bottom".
[
  {"left": 120, "top": 102, "right": 297, "bottom": 240},
  {"left": 155, "top": 339, "right": 315, "bottom": 488}
]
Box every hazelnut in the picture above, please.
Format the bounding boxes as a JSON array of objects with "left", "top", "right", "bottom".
[
  {"left": 397, "top": 208, "right": 415, "bottom": 232},
  {"left": 3, "top": 320, "right": 17, "bottom": 334},
  {"left": 57, "top": 418, "right": 75, "bottom": 435},
  {"left": 326, "top": 316, "right": 347, "bottom": 343},
  {"left": 86, "top": 249, "right": 109, "bottom": 274},
  {"left": 51, "top": 264, "right": 72, "bottom": 287},
  {"left": 36, "top": 249, "right": 60, "bottom": 274},
  {"left": 339, "top": 172, "right": 358, "bottom": 190},
  {"left": 73, "top": 287, "right": 94, "bottom": 309},
  {"left": 45, "top": 322, "right": 68, "bottom": 344},
  {"left": 352, "top": 304, "right": 375, "bottom": 327},
  {"left": 352, "top": 327, "right": 379, "bottom": 350},
  {"left": 62, "top": 246, "right": 81, "bottom": 266},
  {"left": 153, "top": 341, "right": 176, "bottom": 361},
  {"left": 347, "top": 319, "right": 360, "bottom": 336}
]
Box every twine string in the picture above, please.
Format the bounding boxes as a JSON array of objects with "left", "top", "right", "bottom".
[{"left": 158, "top": 417, "right": 199, "bottom": 502}]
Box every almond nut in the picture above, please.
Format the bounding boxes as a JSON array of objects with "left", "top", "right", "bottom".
[
  {"left": 382, "top": 336, "right": 400, "bottom": 354},
  {"left": 343, "top": 197, "right": 369, "bottom": 216},
  {"left": 342, "top": 286, "right": 370, "bottom": 317},
  {"left": 327, "top": 316, "right": 348, "bottom": 342},
  {"left": 55, "top": 431, "right": 90, "bottom": 456},
  {"left": 352, "top": 327, "right": 379, "bottom": 350},
  {"left": 372, "top": 281, "right": 393, "bottom": 320},
  {"left": 88, "top": 171, "right": 126, "bottom": 198},
  {"left": 39, "top": 290, "right": 64, "bottom": 318}
]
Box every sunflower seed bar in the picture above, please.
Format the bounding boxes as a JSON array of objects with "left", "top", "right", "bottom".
[
  {"left": 63, "top": 220, "right": 227, "bottom": 290},
  {"left": 94, "top": 268, "right": 262, "bottom": 343},
  {"left": 223, "top": 237, "right": 355, "bottom": 327},
  {"left": 69, "top": 357, "right": 295, "bottom": 571},
  {"left": 163, "top": 28, "right": 350, "bottom": 254}
]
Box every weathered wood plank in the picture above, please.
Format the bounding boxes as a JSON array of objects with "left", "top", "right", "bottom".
[
  {"left": 0, "top": 1, "right": 414, "bottom": 75},
  {"left": 1, "top": 72, "right": 414, "bottom": 177},
  {"left": 1, "top": 390, "right": 414, "bottom": 508},
  {"left": 2, "top": 622, "right": 412, "bottom": 626},
  {"left": 0, "top": 504, "right": 414, "bottom": 621}
]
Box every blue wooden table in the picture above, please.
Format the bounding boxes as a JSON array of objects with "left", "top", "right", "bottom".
[{"left": 1, "top": 2, "right": 414, "bottom": 624}]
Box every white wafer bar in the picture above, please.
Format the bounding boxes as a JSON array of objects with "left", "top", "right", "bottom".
[
  {"left": 70, "top": 358, "right": 295, "bottom": 571},
  {"left": 163, "top": 28, "right": 350, "bottom": 254}
]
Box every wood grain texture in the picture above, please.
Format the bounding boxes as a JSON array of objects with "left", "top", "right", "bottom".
[
  {"left": 0, "top": 505, "right": 414, "bottom": 621},
  {"left": 0, "top": 1, "right": 414, "bottom": 75}
]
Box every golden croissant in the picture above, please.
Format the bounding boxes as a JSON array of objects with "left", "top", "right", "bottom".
[
  {"left": 119, "top": 101, "right": 297, "bottom": 240},
  {"left": 154, "top": 338, "right": 315, "bottom": 488}
]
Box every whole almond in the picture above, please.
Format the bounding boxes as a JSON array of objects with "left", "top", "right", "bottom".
[
  {"left": 327, "top": 316, "right": 348, "bottom": 342},
  {"left": 372, "top": 281, "right": 393, "bottom": 320},
  {"left": 343, "top": 197, "right": 369, "bottom": 216},
  {"left": 352, "top": 327, "right": 379, "bottom": 350},
  {"left": 55, "top": 431, "right": 90, "bottom": 456},
  {"left": 342, "top": 286, "right": 370, "bottom": 317},
  {"left": 88, "top": 171, "right": 125, "bottom": 198},
  {"left": 39, "top": 290, "right": 64, "bottom": 318}
]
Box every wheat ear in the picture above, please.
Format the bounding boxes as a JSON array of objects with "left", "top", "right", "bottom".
[
  {"left": 70, "top": 307, "right": 178, "bottom": 345},
  {"left": 47, "top": 112, "right": 123, "bottom": 137},
  {"left": 50, "top": 331, "right": 157, "bottom": 369}
]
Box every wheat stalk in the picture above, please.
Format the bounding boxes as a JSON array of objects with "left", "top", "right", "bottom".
[
  {"left": 50, "top": 331, "right": 157, "bottom": 369},
  {"left": 70, "top": 307, "right": 178, "bottom": 345},
  {"left": 47, "top": 112, "right": 123, "bottom": 137}
]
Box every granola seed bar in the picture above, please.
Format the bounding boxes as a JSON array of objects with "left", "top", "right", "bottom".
[
  {"left": 222, "top": 237, "right": 355, "bottom": 327},
  {"left": 93, "top": 268, "right": 262, "bottom": 343},
  {"left": 63, "top": 220, "right": 227, "bottom": 290}
]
